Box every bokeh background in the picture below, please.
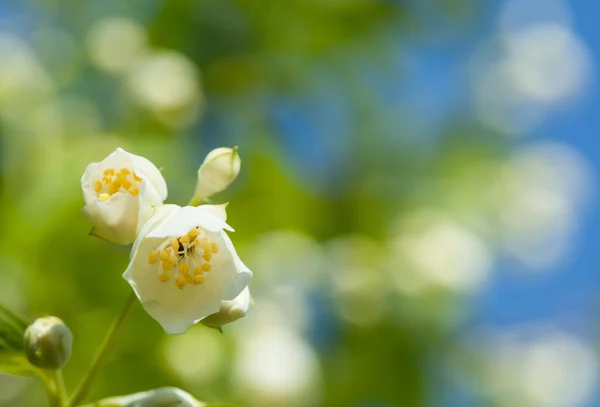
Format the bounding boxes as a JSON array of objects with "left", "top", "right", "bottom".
[{"left": 1, "top": 0, "right": 599, "bottom": 406}]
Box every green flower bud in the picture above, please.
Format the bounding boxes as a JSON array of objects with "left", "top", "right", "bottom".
[{"left": 23, "top": 316, "right": 72, "bottom": 370}]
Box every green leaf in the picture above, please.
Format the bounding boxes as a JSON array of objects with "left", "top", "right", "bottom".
[{"left": 0, "top": 302, "right": 34, "bottom": 376}]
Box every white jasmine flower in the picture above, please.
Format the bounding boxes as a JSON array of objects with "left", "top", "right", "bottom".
[
  {"left": 192, "top": 147, "right": 241, "bottom": 204},
  {"left": 80, "top": 147, "right": 167, "bottom": 245},
  {"left": 123, "top": 204, "right": 252, "bottom": 334}
]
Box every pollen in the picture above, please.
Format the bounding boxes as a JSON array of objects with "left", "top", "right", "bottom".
[
  {"left": 175, "top": 277, "right": 187, "bottom": 289},
  {"left": 96, "top": 166, "right": 142, "bottom": 200},
  {"left": 98, "top": 193, "right": 110, "bottom": 201},
  {"left": 108, "top": 183, "right": 120, "bottom": 195},
  {"left": 179, "top": 264, "right": 190, "bottom": 274},
  {"left": 159, "top": 249, "right": 171, "bottom": 261},
  {"left": 154, "top": 227, "right": 219, "bottom": 289}
]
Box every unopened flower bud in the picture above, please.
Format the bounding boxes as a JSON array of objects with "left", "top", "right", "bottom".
[
  {"left": 192, "top": 147, "right": 241, "bottom": 204},
  {"left": 24, "top": 317, "right": 72, "bottom": 370},
  {"left": 201, "top": 287, "right": 251, "bottom": 329}
]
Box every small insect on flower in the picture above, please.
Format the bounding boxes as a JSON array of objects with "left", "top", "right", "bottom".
[
  {"left": 80, "top": 147, "right": 168, "bottom": 245},
  {"left": 123, "top": 204, "right": 252, "bottom": 334}
]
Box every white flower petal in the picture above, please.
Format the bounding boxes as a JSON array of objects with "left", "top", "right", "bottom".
[
  {"left": 82, "top": 193, "right": 146, "bottom": 245},
  {"left": 147, "top": 206, "right": 233, "bottom": 239},
  {"left": 200, "top": 286, "right": 251, "bottom": 328},
  {"left": 128, "top": 204, "right": 180, "bottom": 263},
  {"left": 195, "top": 203, "right": 228, "bottom": 222},
  {"left": 129, "top": 151, "right": 168, "bottom": 201},
  {"left": 138, "top": 176, "right": 163, "bottom": 207},
  {"left": 219, "top": 230, "right": 252, "bottom": 300},
  {"left": 95, "top": 147, "right": 134, "bottom": 173},
  {"left": 80, "top": 162, "right": 99, "bottom": 204}
]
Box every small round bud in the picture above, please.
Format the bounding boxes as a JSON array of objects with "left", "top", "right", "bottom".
[{"left": 23, "top": 316, "right": 73, "bottom": 370}]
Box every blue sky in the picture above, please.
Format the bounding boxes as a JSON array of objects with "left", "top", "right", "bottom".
[{"left": 410, "top": 0, "right": 600, "bottom": 405}]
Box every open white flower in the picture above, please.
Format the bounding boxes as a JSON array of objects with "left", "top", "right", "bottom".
[
  {"left": 80, "top": 147, "right": 167, "bottom": 245},
  {"left": 123, "top": 204, "right": 252, "bottom": 334},
  {"left": 192, "top": 147, "right": 241, "bottom": 204}
]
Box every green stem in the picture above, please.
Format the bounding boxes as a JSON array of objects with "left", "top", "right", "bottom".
[
  {"left": 40, "top": 373, "right": 59, "bottom": 407},
  {"left": 67, "top": 292, "right": 136, "bottom": 407},
  {"left": 40, "top": 369, "right": 67, "bottom": 407},
  {"left": 53, "top": 370, "right": 68, "bottom": 406}
]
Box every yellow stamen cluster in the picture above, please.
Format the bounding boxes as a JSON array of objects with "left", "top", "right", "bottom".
[
  {"left": 94, "top": 167, "right": 142, "bottom": 199},
  {"left": 148, "top": 226, "right": 219, "bottom": 290}
]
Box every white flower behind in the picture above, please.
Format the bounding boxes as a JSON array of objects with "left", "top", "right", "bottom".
[
  {"left": 123, "top": 204, "right": 252, "bottom": 334},
  {"left": 80, "top": 147, "right": 167, "bottom": 245}
]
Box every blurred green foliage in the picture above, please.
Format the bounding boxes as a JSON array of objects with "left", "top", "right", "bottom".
[{"left": 0, "top": 0, "right": 569, "bottom": 407}]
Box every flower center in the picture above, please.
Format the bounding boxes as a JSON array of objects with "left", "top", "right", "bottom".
[
  {"left": 148, "top": 227, "right": 219, "bottom": 290},
  {"left": 94, "top": 168, "right": 142, "bottom": 201}
]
